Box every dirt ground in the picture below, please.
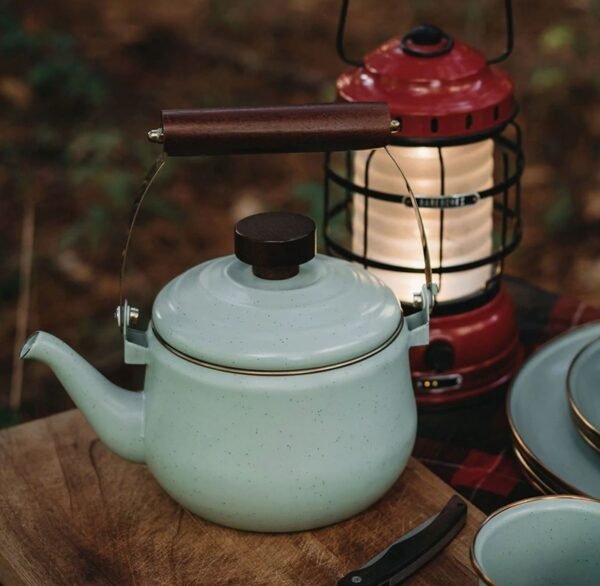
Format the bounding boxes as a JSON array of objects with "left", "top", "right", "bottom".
[{"left": 0, "top": 0, "right": 598, "bottom": 423}]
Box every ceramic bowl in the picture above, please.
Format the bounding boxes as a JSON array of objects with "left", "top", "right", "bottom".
[{"left": 471, "top": 496, "right": 600, "bottom": 586}]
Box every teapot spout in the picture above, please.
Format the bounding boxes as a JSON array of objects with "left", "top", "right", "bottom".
[{"left": 21, "top": 331, "right": 145, "bottom": 463}]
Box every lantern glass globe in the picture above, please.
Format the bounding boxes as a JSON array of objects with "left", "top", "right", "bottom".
[{"left": 352, "top": 140, "right": 494, "bottom": 303}]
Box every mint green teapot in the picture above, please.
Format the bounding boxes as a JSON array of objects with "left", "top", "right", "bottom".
[{"left": 21, "top": 104, "right": 436, "bottom": 532}]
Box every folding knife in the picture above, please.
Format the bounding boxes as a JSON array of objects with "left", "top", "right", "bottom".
[{"left": 337, "top": 496, "right": 467, "bottom": 586}]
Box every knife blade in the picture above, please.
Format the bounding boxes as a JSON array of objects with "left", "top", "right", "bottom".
[{"left": 337, "top": 496, "right": 467, "bottom": 586}]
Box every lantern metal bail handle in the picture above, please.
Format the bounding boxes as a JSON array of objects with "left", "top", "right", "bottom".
[
  {"left": 336, "top": 0, "right": 513, "bottom": 67},
  {"left": 382, "top": 146, "right": 438, "bottom": 311}
]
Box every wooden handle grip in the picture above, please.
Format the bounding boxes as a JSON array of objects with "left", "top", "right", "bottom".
[{"left": 161, "top": 103, "right": 391, "bottom": 156}]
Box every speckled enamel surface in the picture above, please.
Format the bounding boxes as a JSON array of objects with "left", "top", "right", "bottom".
[
  {"left": 142, "top": 326, "right": 416, "bottom": 532},
  {"left": 21, "top": 252, "right": 428, "bottom": 532},
  {"left": 24, "top": 324, "right": 418, "bottom": 531},
  {"left": 21, "top": 331, "right": 145, "bottom": 463},
  {"left": 22, "top": 320, "right": 422, "bottom": 531},
  {"left": 473, "top": 498, "right": 600, "bottom": 586},
  {"left": 151, "top": 254, "right": 401, "bottom": 371}
]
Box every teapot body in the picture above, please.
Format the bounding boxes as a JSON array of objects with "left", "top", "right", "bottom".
[
  {"left": 20, "top": 201, "right": 430, "bottom": 533},
  {"left": 142, "top": 324, "right": 416, "bottom": 532}
]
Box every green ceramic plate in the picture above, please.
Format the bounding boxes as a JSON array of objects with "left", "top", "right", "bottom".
[
  {"left": 513, "top": 445, "right": 561, "bottom": 495},
  {"left": 508, "top": 321, "right": 600, "bottom": 498},
  {"left": 567, "top": 336, "right": 600, "bottom": 453}
]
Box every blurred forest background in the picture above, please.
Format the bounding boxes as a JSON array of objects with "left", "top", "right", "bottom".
[{"left": 0, "top": 0, "right": 598, "bottom": 424}]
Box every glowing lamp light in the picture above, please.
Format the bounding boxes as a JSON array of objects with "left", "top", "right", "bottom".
[
  {"left": 352, "top": 141, "right": 494, "bottom": 303},
  {"left": 324, "top": 0, "right": 525, "bottom": 406}
]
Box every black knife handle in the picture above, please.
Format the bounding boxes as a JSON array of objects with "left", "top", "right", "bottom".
[{"left": 337, "top": 496, "right": 467, "bottom": 586}]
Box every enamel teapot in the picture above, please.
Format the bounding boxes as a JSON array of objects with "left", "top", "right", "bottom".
[{"left": 21, "top": 104, "right": 436, "bottom": 532}]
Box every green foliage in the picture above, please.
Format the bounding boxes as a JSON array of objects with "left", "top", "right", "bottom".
[
  {"left": 33, "top": 124, "right": 64, "bottom": 160},
  {"left": 207, "top": 0, "right": 255, "bottom": 32},
  {"left": 61, "top": 132, "right": 182, "bottom": 250},
  {"left": 317, "top": 82, "right": 336, "bottom": 104},
  {"left": 0, "top": 4, "right": 187, "bottom": 251},
  {"left": 1, "top": 2, "right": 129, "bottom": 253},
  {"left": 68, "top": 131, "right": 124, "bottom": 180},
  {"left": 543, "top": 185, "right": 575, "bottom": 234},
  {"left": 0, "top": 27, "right": 186, "bottom": 255},
  {"left": 61, "top": 205, "right": 112, "bottom": 249},
  {"left": 464, "top": 0, "right": 486, "bottom": 41},
  {"left": 532, "top": 22, "right": 593, "bottom": 92},
  {"left": 529, "top": 66, "right": 567, "bottom": 91},
  {"left": 0, "top": 4, "right": 107, "bottom": 109},
  {"left": 27, "top": 36, "right": 106, "bottom": 107},
  {"left": 540, "top": 25, "right": 576, "bottom": 53},
  {"left": 0, "top": 10, "right": 35, "bottom": 53}
]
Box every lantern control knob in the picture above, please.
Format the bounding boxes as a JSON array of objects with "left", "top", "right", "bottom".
[
  {"left": 235, "top": 212, "right": 316, "bottom": 280},
  {"left": 424, "top": 341, "right": 455, "bottom": 372}
]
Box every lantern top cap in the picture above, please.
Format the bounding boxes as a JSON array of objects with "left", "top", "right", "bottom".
[
  {"left": 400, "top": 25, "right": 454, "bottom": 58},
  {"left": 408, "top": 24, "right": 444, "bottom": 45},
  {"left": 337, "top": 30, "right": 517, "bottom": 143}
]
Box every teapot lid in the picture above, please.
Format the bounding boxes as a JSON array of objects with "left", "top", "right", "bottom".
[{"left": 152, "top": 212, "right": 401, "bottom": 372}]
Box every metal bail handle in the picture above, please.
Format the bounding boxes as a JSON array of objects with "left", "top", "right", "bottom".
[
  {"left": 117, "top": 102, "right": 396, "bottom": 332},
  {"left": 117, "top": 102, "right": 435, "bottom": 335},
  {"left": 117, "top": 151, "right": 167, "bottom": 333},
  {"left": 382, "top": 146, "right": 438, "bottom": 314}
]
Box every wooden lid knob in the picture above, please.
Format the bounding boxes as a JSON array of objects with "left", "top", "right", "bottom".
[{"left": 234, "top": 212, "right": 316, "bottom": 280}]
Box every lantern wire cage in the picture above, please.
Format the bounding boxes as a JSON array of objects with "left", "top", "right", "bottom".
[{"left": 323, "top": 121, "right": 524, "bottom": 315}]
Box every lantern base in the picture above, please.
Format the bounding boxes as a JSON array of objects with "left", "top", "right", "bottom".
[{"left": 409, "top": 285, "right": 523, "bottom": 407}]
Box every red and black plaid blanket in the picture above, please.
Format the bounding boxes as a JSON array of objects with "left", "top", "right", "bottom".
[{"left": 415, "top": 277, "right": 600, "bottom": 514}]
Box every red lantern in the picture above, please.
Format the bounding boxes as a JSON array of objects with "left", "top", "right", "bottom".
[{"left": 324, "top": 0, "right": 523, "bottom": 406}]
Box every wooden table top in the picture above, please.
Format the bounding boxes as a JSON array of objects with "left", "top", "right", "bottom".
[{"left": 0, "top": 410, "right": 484, "bottom": 585}]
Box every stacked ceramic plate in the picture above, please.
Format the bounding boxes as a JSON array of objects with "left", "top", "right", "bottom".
[
  {"left": 508, "top": 321, "right": 600, "bottom": 497},
  {"left": 567, "top": 336, "right": 600, "bottom": 453}
]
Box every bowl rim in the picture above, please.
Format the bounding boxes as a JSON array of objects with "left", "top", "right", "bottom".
[{"left": 470, "top": 495, "right": 600, "bottom": 585}]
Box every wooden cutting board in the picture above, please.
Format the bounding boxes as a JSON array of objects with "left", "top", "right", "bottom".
[{"left": 0, "top": 409, "right": 484, "bottom": 585}]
